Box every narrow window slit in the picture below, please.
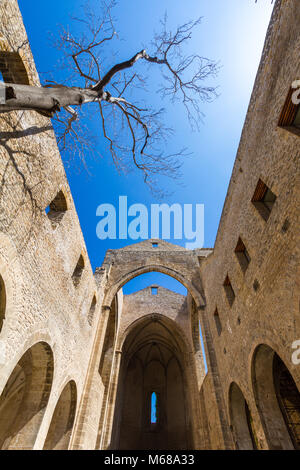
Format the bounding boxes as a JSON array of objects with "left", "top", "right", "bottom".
[
  {"left": 72, "top": 255, "right": 85, "bottom": 287},
  {"left": 214, "top": 308, "right": 222, "bottom": 336},
  {"left": 151, "top": 392, "right": 158, "bottom": 424},
  {"left": 223, "top": 275, "right": 235, "bottom": 307},
  {"left": 88, "top": 296, "right": 97, "bottom": 326}
]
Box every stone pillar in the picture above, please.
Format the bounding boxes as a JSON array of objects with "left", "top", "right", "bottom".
[
  {"left": 100, "top": 349, "right": 122, "bottom": 450},
  {"left": 70, "top": 305, "right": 111, "bottom": 450},
  {"left": 198, "top": 305, "right": 234, "bottom": 449}
]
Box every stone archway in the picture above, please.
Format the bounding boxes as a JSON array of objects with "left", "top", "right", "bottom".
[
  {"left": 110, "top": 314, "right": 196, "bottom": 450},
  {"left": 74, "top": 241, "right": 215, "bottom": 450},
  {"left": 252, "top": 344, "right": 300, "bottom": 450},
  {"left": 229, "top": 382, "right": 257, "bottom": 450},
  {"left": 101, "top": 240, "right": 207, "bottom": 310},
  {"left": 43, "top": 380, "right": 77, "bottom": 450},
  {"left": 0, "top": 341, "right": 54, "bottom": 450},
  {"left": 103, "top": 264, "right": 205, "bottom": 309}
]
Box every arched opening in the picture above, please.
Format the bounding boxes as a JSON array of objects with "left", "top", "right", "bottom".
[
  {"left": 0, "top": 342, "right": 54, "bottom": 450},
  {"left": 115, "top": 271, "right": 206, "bottom": 369},
  {"left": 0, "top": 51, "right": 30, "bottom": 85},
  {"left": 104, "top": 263, "right": 204, "bottom": 309},
  {"left": 43, "top": 381, "right": 77, "bottom": 450},
  {"left": 0, "top": 274, "right": 6, "bottom": 333},
  {"left": 122, "top": 272, "right": 187, "bottom": 296},
  {"left": 98, "top": 265, "right": 207, "bottom": 450},
  {"left": 111, "top": 315, "right": 194, "bottom": 450},
  {"left": 252, "top": 344, "right": 300, "bottom": 449},
  {"left": 229, "top": 382, "right": 257, "bottom": 450}
]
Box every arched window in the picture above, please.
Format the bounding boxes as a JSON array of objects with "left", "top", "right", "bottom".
[
  {"left": 43, "top": 381, "right": 77, "bottom": 450},
  {"left": 273, "top": 354, "right": 300, "bottom": 449},
  {"left": 252, "top": 344, "right": 300, "bottom": 449},
  {"left": 0, "top": 342, "right": 54, "bottom": 450},
  {"left": 0, "top": 51, "right": 30, "bottom": 85},
  {"left": 229, "top": 382, "right": 257, "bottom": 450},
  {"left": 151, "top": 392, "right": 158, "bottom": 425}
]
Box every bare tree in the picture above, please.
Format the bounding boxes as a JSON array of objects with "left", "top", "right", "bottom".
[{"left": 0, "top": 1, "right": 218, "bottom": 190}]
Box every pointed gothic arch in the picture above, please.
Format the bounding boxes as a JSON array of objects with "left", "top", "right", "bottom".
[
  {"left": 110, "top": 314, "right": 198, "bottom": 450},
  {"left": 43, "top": 380, "right": 77, "bottom": 450},
  {"left": 229, "top": 382, "right": 257, "bottom": 450},
  {"left": 103, "top": 264, "right": 205, "bottom": 309},
  {"left": 0, "top": 342, "right": 54, "bottom": 450},
  {"left": 251, "top": 344, "right": 300, "bottom": 450}
]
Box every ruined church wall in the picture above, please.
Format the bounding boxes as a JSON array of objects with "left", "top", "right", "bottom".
[
  {"left": 0, "top": 0, "right": 104, "bottom": 449},
  {"left": 200, "top": 0, "right": 300, "bottom": 449},
  {"left": 1, "top": 0, "right": 299, "bottom": 452}
]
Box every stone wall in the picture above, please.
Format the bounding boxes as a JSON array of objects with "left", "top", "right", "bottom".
[
  {"left": 0, "top": 0, "right": 103, "bottom": 450},
  {"left": 200, "top": 0, "right": 300, "bottom": 450},
  {"left": 0, "top": 0, "right": 299, "bottom": 451}
]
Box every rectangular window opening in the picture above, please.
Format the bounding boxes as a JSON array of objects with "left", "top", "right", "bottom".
[
  {"left": 151, "top": 287, "right": 158, "bottom": 295},
  {"left": 251, "top": 179, "right": 277, "bottom": 221},
  {"left": 46, "top": 190, "right": 68, "bottom": 228},
  {"left": 293, "top": 105, "right": 300, "bottom": 129},
  {"left": 235, "top": 237, "right": 251, "bottom": 273},
  {"left": 278, "top": 85, "right": 300, "bottom": 136}
]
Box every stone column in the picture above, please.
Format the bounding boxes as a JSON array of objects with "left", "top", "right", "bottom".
[
  {"left": 70, "top": 305, "right": 111, "bottom": 450},
  {"left": 198, "top": 305, "right": 234, "bottom": 449},
  {"left": 100, "top": 349, "right": 123, "bottom": 450}
]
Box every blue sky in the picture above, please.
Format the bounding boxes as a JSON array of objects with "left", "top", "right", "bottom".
[{"left": 18, "top": 0, "right": 273, "bottom": 296}]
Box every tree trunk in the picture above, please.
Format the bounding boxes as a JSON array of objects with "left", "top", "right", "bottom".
[{"left": 0, "top": 83, "right": 101, "bottom": 116}]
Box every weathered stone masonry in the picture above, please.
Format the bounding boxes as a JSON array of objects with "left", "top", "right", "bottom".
[{"left": 0, "top": 0, "right": 299, "bottom": 450}]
